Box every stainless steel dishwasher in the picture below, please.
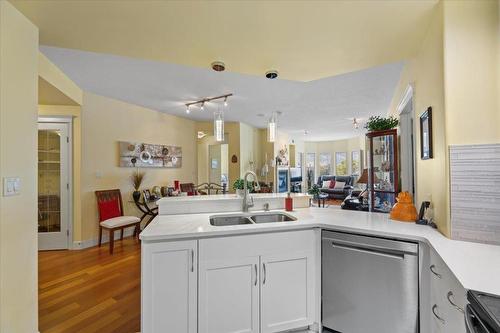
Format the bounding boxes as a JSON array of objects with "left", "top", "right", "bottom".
[{"left": 322, "top": 230, "right": 419, "bottom": 333}]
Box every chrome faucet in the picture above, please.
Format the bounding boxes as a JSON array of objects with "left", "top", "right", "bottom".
[{"left": 242, "top": 171, "right": 260, "bottom": 212}]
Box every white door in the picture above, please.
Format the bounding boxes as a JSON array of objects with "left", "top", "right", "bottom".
[
  {"left": 38, "top": 122, "right": 70, "bottom": 250},
  {"left": 260, "top": 251, "right": 315, "bottom": 333},
  {"left": 199, "top": 256, "right": 260, "bottom": 333},
  {"left": 141, "top": 240, "right": 197, "bottom": 333}
]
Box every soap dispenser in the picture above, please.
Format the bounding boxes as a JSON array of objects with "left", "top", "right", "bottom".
[{"left": 285, "top": 192, "right": 293, "bottom": 211}]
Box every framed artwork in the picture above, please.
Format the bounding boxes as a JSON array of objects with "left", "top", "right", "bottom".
[
  {"left": 420, "top": 107, "right": 433, "bottom": 160},
  {"left": 118, "top": 141, "right": 182, "bottom": 168}
]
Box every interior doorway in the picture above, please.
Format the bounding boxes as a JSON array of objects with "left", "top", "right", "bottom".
[
  {"left": 398, "top": 85, "right": 417, "bottom": 202},
  {"left": 38, "top": 119, "right": 71, "bottom": 250},
  {"left": 208, "top": 143, "right": 229, "bottom": 187}
]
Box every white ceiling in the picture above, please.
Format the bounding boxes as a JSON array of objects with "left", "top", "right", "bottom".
[{"left": 41, "top": 46, "right": 403, "bottom": 141}]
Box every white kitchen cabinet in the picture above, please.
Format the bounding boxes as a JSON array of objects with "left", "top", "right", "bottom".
[
  {"left": 198, "top": 256, "right": 260, "bottom": 333},
  {"left": 199, "top": 230, "right": 319, "bottom": 333},
  {"left": 141, "top": 240, "right": 197, "bottom": 333},
  {"left": 260, "top": 251, "right": 315, "bottom": 333},
  {"left": 429, "top": 247, "right": 467, "bottom": 333}
]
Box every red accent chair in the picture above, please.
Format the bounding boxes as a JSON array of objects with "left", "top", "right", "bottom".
[{"left": 95, "top": 189, "right": 140, "bottom": 254}]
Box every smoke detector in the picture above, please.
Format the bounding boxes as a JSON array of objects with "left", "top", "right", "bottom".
[
  {"left": 211, "top": 61, "right": 226, "bottom": 72},
  {"left": 265, "top": 70, "right": 279, "bottom": 79}
]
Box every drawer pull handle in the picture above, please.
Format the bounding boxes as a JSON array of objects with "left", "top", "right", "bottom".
[
  {"left": 447, "top": 291, "right": 465, "bottom": 314},
  {"left": 430, "top": 265, "right": 442, "bottom": 278},
  {"left": 432, "top": 304, "right": 445, "bottom": 324},
  {"left": 262, "top": 263, "right": 267, "bottom": 285},
  {"left": 254, "top": 264, "right": 258, "bottom": 286},
  {"left": 191, "top": 249, "right": 194, "bottom": 272}
]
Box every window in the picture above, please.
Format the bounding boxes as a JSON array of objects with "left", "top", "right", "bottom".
[
  {"left": 351, "top": 150, "right": 362, "bottom": 176},
  {"left": 319, "top": 153, "right": 331, "bottom": 176},
  {"left": 306, "top": 153, "right": 315, "bottom": 188},
  {"left": 335, "top": 152, "right": 347, "bottom": 176}
]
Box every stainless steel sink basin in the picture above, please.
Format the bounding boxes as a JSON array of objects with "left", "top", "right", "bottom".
[
  {"left": 209, "top": 215, "right": 253, "bottom": 226},
  {"left": 249, "top": 212, "right": 297, "bottom": 223}
]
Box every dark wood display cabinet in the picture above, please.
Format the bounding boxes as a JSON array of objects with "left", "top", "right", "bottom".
[{"left": 366, "top": 129, "right": 399, "bottom": 213}]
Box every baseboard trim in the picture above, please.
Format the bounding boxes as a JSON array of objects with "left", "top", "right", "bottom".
[{"left": 72, "top": 228, "right": 136, "bottom": 250}]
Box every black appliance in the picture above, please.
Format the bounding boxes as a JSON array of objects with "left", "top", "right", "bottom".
[{"left": 466, "top": 290, "right": 500, "bottom": 333}]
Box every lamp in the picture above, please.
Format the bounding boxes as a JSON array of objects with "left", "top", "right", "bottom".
[
  {"left": 214, "top": 108, "right": 224, "bottom": 142},
  {"left": 356, "top": 168, "right": 380, "bottom": 202},
  {"left": 268, "top": 113, "right": 277, "bottom": 143}
]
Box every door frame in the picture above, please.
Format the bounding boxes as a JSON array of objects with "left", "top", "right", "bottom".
[
  {"left": 397, "top": 84, "right": 417, "bottom": 202},
  {"left": 38, "top": 116, "right": 73, "bottom": 250}
]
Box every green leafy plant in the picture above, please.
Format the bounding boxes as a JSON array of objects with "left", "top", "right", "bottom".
[
  {"left": 307, "top": 184, "right": 321, "bottom": 197},
  {"left": 233, "top": 178, "right": 254, "bottom": 191},
  {"left": 364, "top": 116, "right": 399, "bottom": 132},
  {"left": 131, "top": 170, "right": 145, "bottom": 190}
]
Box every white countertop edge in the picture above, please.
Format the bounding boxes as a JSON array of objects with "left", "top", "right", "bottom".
[{"left": 140, "top": 208, "right": 500, "bottom": 296}]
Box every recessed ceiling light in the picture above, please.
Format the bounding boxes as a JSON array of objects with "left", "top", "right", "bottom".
[
  {"left": 265, "top": 70, "right": 279, "bottom": 79},
  {"left": 211, "top": 61, "right": 226, "bottom": 72}
]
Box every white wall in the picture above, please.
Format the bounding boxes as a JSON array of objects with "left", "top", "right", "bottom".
[{"left": 0, "top": 1, "right": 39, "bottom": 331}]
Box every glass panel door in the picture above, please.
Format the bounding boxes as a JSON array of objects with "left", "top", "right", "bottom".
[{"left": 38, "top": 122, "right": 70, "bottom": 250}]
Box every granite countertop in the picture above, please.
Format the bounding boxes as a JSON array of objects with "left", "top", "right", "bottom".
[{"left": 140, "top": 207, "right": 500, "bottom": 296}]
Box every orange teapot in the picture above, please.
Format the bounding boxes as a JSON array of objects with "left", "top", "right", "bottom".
[{"left": 390, "top": 192, "right": 418, "bottom": 222}]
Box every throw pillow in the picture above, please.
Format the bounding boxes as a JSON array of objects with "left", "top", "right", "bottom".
[
  {"left": 329, "top": 180, "right": 336, "bottom": 189},
  {"left": 334, "top": 181, "right": 346, "bottom": 190},
  {"left": 322, "top": 180, "right": 331, "bottom": 189},
  {"left": 98, "top": 199, "right": 121, "bottom": 221}
]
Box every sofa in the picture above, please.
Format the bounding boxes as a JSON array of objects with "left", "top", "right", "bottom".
[{"left": 317, "top": 175, "right": 354, "bottom": 200}]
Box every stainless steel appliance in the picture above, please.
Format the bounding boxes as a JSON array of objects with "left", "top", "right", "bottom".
[
  {"left": 322, "top": 230, "right": 419, "bottom": 333},
  {"left": 466, "top": 290, "right": 500, "bottom": 333}
]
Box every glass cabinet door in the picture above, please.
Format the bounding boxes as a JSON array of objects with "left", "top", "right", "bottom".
[{"left": 367, "top": 129, "right": 399, "bottom": 213}]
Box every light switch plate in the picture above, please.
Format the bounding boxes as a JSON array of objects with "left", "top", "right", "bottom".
[{"left": 3, "top": 177, "right": 21, "bottom": 196}]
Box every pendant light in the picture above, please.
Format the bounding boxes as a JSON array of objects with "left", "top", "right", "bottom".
[
  {"left": 214, "top": 105, "right": 224, "bottom": 142},
  {"left": 268, "top": 112, "right": 277, "bottom": 143}
]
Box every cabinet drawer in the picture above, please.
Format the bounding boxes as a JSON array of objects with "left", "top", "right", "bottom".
[
  {"left": 429, "top": 248, "right": 466, "bottom": 333},
  {"left": 199, "top": 229, "right": 317, "bottom": 261}
]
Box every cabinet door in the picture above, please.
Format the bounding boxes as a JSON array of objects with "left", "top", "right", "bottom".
[
  {"left": 199, "top": 256, "right": 260, "bottom": 333},
  {"left": 260, "top": 251, "right": 315, "bottom": 333},
  {"left": 141, "top": 240, "right": 197, "bottom": 333}
]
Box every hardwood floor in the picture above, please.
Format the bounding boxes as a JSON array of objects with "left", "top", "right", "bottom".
[{"left": 39, "top": 237, "right": 141, "bottom": 333}]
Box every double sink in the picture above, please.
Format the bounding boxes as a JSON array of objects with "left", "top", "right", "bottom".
[{"left": 209, "top": 212, "right": 297, "bottom": 226}]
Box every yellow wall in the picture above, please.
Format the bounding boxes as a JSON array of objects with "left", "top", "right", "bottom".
[
  {"left": 0, "top": 1, "right": 39, "bottom": 331},
  {"left": 389, "top": 2, "right": 448, "bottom": 235},
  {"left": 38, "top": 105, "right": 83, "bottom": 243},
  {"left": 80, "top": 92, "right": 197, "bottom": 242},
  {"left": 443, "top": 0, "right": 500, "bottom": 144},
  {"left": 197, "top": 121, "right": 240, "bottom": 190},
  {"left": 38, "top": 52, "right": 83, "bottom": 106},
  {"left": 197, "top": 134, "right": 218, "bottom": 185},
  {"left": 239, "top": 122, "right": 262, "bottom": 177}
]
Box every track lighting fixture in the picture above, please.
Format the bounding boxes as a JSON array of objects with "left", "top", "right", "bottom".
[{"left": 185, "top": 93, "right": 232, "bottom": 114}]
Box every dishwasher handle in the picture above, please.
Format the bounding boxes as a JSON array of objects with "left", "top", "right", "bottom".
[{"left": 329, "top": 240, "right": 407, "bottom": 260}]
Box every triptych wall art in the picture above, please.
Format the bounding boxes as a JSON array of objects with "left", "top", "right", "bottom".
[{"left": 118, "top": 141, "right": 182, "bottom": 168}]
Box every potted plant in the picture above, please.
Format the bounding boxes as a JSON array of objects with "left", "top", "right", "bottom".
[
  {"left": 131, "top": 170, "right": 145, "bottom": 201},
  {"left": 233, "top": 178, "right": 254, "bottom": 196},
  {"left": 308, "top": 184, "right": 321, "bottom": 201},
  {"left": 364, "top": 116, "right": 399, "bottom": 132}
]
